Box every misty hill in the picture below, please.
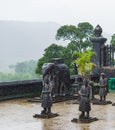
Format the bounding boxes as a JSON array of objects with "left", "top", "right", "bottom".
[
  {"left": 0, "top": 21, "right": 65, "bottom": 70},
  {"left": 0, "top": 21, "right": 111, "bottom": 71}
]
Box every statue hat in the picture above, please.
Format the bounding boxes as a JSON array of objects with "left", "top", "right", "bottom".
[{"left": 100, "top": 72, "right": 105, "bottom": 75}]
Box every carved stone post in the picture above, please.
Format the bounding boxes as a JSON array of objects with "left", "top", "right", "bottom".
[{"left": 90, "top": 25, "right": 107, "bottom": 75}]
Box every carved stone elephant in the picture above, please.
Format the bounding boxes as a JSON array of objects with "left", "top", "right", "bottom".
[{"left": 42, "top": 58, "right": 71, "bottom": 96}]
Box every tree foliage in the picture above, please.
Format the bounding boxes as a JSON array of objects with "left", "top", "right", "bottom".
[
  {"left": 36, "top": 22, "right": 94, "bottom": 75},
  {"left": 0, "top": 60, "right": 38, "bottom": 82},
  {"left": 35, "top": 44, "right": 66, "bottom": 74},
  {"left": 56, "top": 22, "right": 94, "bottom": 52},
  {"left": 9, "top": 60, "right": 37, "bottom": 75},
  {"left": 110, "top": 34, "right": 115, "bottom": 45},
  {"left": 72, "top": 49, "right": 96, "bottom": 78},
  {"left": 43, "top": 43, "right": 65, "bottom": 59}
]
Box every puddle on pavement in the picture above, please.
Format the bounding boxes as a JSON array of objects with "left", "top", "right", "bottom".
[{"left": 0, "top": 93, "right": 115, "bottom": 130}]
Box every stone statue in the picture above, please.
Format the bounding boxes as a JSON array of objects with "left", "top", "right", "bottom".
[
  {"left": 94, "top": 25, "right": 102, "bottom": 37},
  {"left": 41, "top": 73, "right": 53, "bottom": 115},
  {"left": 99, "top": 73, "right": 108, "bottom": 101},
  {"left": 42, "top": 58, "right": 70, "bottom": 97},
  {"left": 33, "top": 67, "right": 59, "bottom": 118},
  {"left": 78, "top": 78, "right": 92, "bottom": 119},
  {"left": 54, "top": 63, "right": 70, "bottom": 96}
]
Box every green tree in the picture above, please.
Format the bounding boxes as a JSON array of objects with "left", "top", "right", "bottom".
[
  {"left": 35, "top": 44, "right": 66, "bottom": 74},
  {"left": 110, "top": 34, "right": 115, "bottom": 45},
  {"left": 36, "top": 22, "right": 94, "bottom": 75},
  {"left": 35, "top": 57, "right": 47, "bottom": 75},
  {"left": 9, "top": 60, "right": 37, "bottom": 75},
  {"left": 61, "top": 43, "right": 79, "bottom": 74},
  {"left": 56, "top": 22, "right": 94, "bottom": 52},
  {"left": 72, "top": 49, "right": 96, "bottom": 78},
  {"left": 43, "top": 43, "right": 65, "bottom": 59}
]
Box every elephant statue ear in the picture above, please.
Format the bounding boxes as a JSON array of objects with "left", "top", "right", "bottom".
[{"left": 42, "top": 63, "right": 55, "bottom": 75}]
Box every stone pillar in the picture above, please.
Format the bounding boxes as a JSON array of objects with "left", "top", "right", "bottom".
[{"left": 90, "top": 25, "right": 107, "bottom": 75}]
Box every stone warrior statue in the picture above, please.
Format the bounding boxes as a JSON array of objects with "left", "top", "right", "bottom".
[
  {"left": 99, "top": 73, "right": 108, "bottom": 101},
  {"left": 41, "top": 73, "right": 53, "bottom": 115},
  {"left": 78, "top": 78, "right": 92, "bottom": 119}
]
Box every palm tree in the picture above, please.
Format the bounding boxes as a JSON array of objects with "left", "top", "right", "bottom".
[{"left": 72, "top": 49, "right": 96, "bottom": 79}]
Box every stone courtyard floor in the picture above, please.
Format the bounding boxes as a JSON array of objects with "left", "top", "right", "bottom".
[{"left": 0, "top": 92, "right": 115, "bottom": 130}]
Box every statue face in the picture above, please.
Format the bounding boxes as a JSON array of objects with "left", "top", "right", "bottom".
[
  {"left": 83, "top": 79, "right": 89, "bottom": 86},
  {"left": 102, "top": 75, "right": 105, "bottom": 79},
  {"left": 100, "top": 73, "right": 105, "bottom": 79}
]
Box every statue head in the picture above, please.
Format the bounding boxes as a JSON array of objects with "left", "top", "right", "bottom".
[
  {"left": 83, "top": 78, "right": 89, "bottom": 86},
  {"left": 100, "top": 72, "right": 105, "bottom": 79},
  {"left": 94, "top": 25, "right": 102, "bottom": 37}
]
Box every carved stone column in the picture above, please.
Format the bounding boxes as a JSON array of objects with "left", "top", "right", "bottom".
[{"left": 90, "top": 25, "right": 107, "bottom": 75}]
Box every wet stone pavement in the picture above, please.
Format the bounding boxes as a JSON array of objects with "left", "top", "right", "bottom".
[{"left": 0, "top": 92, "right": 115, "bottom": 130}]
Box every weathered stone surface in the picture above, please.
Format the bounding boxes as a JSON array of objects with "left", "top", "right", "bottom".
[
  {"left": 0, "top": 79, "right": 42, "bottom": 100},
  {"left": 92, "top": 99, "right": 112, "bottom": 105},
  {"left": 71, "top": 117, "right": 98, "bottom": 123},
  {"left": 0, "top": 93, "right": 115, "bottom": 130},
  {"left": 33, "top": 113, "right": 59, "bottom": 119},
  {"left": 112, "top": 103, "right": 115, "bottom": 106}
]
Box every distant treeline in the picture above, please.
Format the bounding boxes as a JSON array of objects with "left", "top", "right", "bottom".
[{"left": 0, "top": 60, "right": 41, "bottom": 82}]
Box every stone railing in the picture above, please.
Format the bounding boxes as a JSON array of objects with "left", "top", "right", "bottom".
[
  {"left": 0, "top": 76, "right": 101, "bottom": 101},
  {"left": 0, "top": 79, "right": 42, "bottom": 101}
]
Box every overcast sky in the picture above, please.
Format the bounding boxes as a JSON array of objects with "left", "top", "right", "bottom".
[{"left": 0, "top": 0, "right": 115, "bottom": 34}]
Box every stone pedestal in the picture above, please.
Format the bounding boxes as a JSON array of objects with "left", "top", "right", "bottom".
[
  {"left": 71, "top": 117, "right": 98, "bottom": 123},
  {"left": 33, "top": 113, "right": 59, "bottom": 119},
  {"left": 92, "top": 99, "right": 112, "bottom": 105},
  {"left": 112, "top": 103, "right": 115, "bottom": 106}
]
